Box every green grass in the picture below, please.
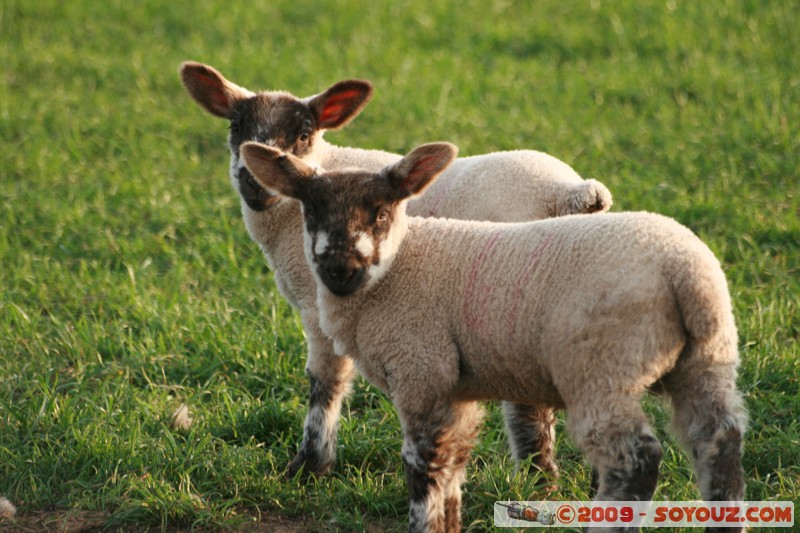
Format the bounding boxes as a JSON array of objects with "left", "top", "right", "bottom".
[{"left": 1, "top": 0, "right": 798, "bottom": 530}]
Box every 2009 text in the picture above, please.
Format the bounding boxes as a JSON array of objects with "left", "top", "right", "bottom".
[{"left": 494, "top": 500, "right": 795, "bottom": 528}]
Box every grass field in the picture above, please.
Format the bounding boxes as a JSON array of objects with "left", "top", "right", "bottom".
[{"left": 1, "top": 0, "right": 798, "bottom": 530}]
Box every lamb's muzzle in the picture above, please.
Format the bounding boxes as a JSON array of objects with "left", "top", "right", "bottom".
[{"left": 319, "top": 259, "right": 366, "bottom": 296}]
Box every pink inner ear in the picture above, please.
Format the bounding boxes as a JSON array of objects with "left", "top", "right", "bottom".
[
  {"left": 319, "top": 89, "right": 364, "bottom": 124},
  {"left": 399, "top": 155, "right": 440, "bottom": 194},
  {"left": 193, "top": 70, "right": 229, "bottom": 114}
]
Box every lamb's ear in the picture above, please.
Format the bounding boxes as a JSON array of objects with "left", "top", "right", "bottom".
[
  {"left": 240, "top": 142, "right": 315, "bottom": 199},
  {"left": 307, "top": 80, "right": 374, "bottom": 130},
  {"left": 385, "top": 143, "right": 458, "bottom": 199},
  {"left": 179, "top": 61, "right": 253, "bottom": 119}
]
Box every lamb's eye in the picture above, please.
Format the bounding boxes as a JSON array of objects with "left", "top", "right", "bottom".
[
  {"left": 376, "top": 208, "right": 390, "bottom": 223},
  {"left": 299, "top": 131, "right": 311, "bottom": 142}
]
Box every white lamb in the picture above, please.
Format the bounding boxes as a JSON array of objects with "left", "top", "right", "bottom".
[
  {"left": 241, "top": 141, "right": 747, "bottom": 533},
  {"left": 179, "top": 61, "right": 612, "bottom": 480}
]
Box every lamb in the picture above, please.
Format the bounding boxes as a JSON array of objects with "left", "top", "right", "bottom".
[
  {"left": 241, "top": 141, "right": 747, "bottom": 533},
  {"left": 179, "top": 61, "right": 612, "bottom": 480}
]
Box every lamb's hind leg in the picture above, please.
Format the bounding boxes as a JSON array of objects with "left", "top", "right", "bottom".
[
  {"left": 286, "top": 316, "right": 355, "bottom": 479},
  {"left": 663, "top": 361, "right": 746, "bottom": 532},
  {"left": 501, "top": 402, "right": 559, "bottom": 484},
  {"left": 568, "top": 398, "right": 662, "bottom": 532}
]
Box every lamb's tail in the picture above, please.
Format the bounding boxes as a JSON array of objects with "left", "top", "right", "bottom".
[
  {"left": 559, "top": 179, "right": 612, "bottom": 215},
  {"left": 664, "top": 245, "right": 747, "bottom": 504},
  {"left": 671, "top": 244, "right": 739, "bottom": 368}
]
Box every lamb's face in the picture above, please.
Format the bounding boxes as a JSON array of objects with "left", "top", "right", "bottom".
[
  {"left": 240, "top": 141, "right": 456, "bottom": 297},
  {"left": 299, "top": 172, "right": 405, "bottom": 297},
  {"left": 227, "top": 93, "right": 320, "bottom": 211},
  {"left": 179, "top": 61, "right": 373, "bottom": 212}
]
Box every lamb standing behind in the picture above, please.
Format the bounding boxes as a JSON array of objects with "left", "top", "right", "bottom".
[
  {"left": 241, "top": 141, "right": 747, "bottom": 533},
  {"left": 180, "top": 61, "right": 613, "bottom": 479}
]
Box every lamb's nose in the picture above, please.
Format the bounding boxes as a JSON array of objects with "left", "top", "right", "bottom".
[{"left": 326, "top": 263, "right": 358, "bottom": 282}]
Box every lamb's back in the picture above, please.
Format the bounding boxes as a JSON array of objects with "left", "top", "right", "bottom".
[
  {"left": 407, "top": 150, "right": 587, "bottom": 220},
  {"left": 360, "top": 213, "right": 720, "bottom": 403}
]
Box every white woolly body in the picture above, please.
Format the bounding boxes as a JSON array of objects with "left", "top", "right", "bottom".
[
  {"left": 314, "top": 211, "right": 739, "bottom": 419},
  {"left": 236, "top": 141, "right": 612, "bottom": 312},
  {"left": 312, "top": 138, "right": 611, "bottom": 220}
]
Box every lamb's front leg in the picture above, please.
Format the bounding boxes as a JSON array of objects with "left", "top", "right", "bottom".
[
  {"left": 286, "top": 313, "right": 355, "bottom": 479},
  {"left": 401, "top": 401, "right": 483, "bottom": 533}
]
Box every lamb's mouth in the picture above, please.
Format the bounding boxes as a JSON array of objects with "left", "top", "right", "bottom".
[
  {"left": 237, "top": 167, "right": 276, "bottom": 211},
  {"left": 318, "top": 263, "right": 368, "bottom": 297}
]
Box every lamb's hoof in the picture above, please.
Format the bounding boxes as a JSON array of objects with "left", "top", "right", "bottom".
[{"left": 285, "top": 451, "right": 334, "bottom": 482}]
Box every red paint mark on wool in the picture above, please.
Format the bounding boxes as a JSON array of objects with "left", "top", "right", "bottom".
[
  {"left": 463, "top": 231, "right": 503, "bottom": 336},
  {"left": 505, "top": 238, "right": 552, "bottom": 340}
]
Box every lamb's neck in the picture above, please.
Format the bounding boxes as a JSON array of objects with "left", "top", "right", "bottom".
[
  {"left": 241, "top": 197, "right": 315, "bottom": 309},
  {"left": 240, "top": 197, "right": 293, "bottom": 253},
  {"left": 316, "top": 287, "right": 364, "bottom": 357},
  {"left": 315, "top": 137, "right": 402, "bottom": 172}
]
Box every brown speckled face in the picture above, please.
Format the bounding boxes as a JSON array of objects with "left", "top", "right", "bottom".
[
  {"left": 181, "top": 62, "right": 374, "bottom": 213},
  {"left": 299, "top": 171, "right": 402, "bottom": 296},
  {"left": 240, "top": 141, "right": 457, "bottom": 295},
  {"left": 229, "top": 94, "right": 317, "bottom": 211},
  {"left": 229, "top": 94, "right": 317, "bottom": 158}
]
